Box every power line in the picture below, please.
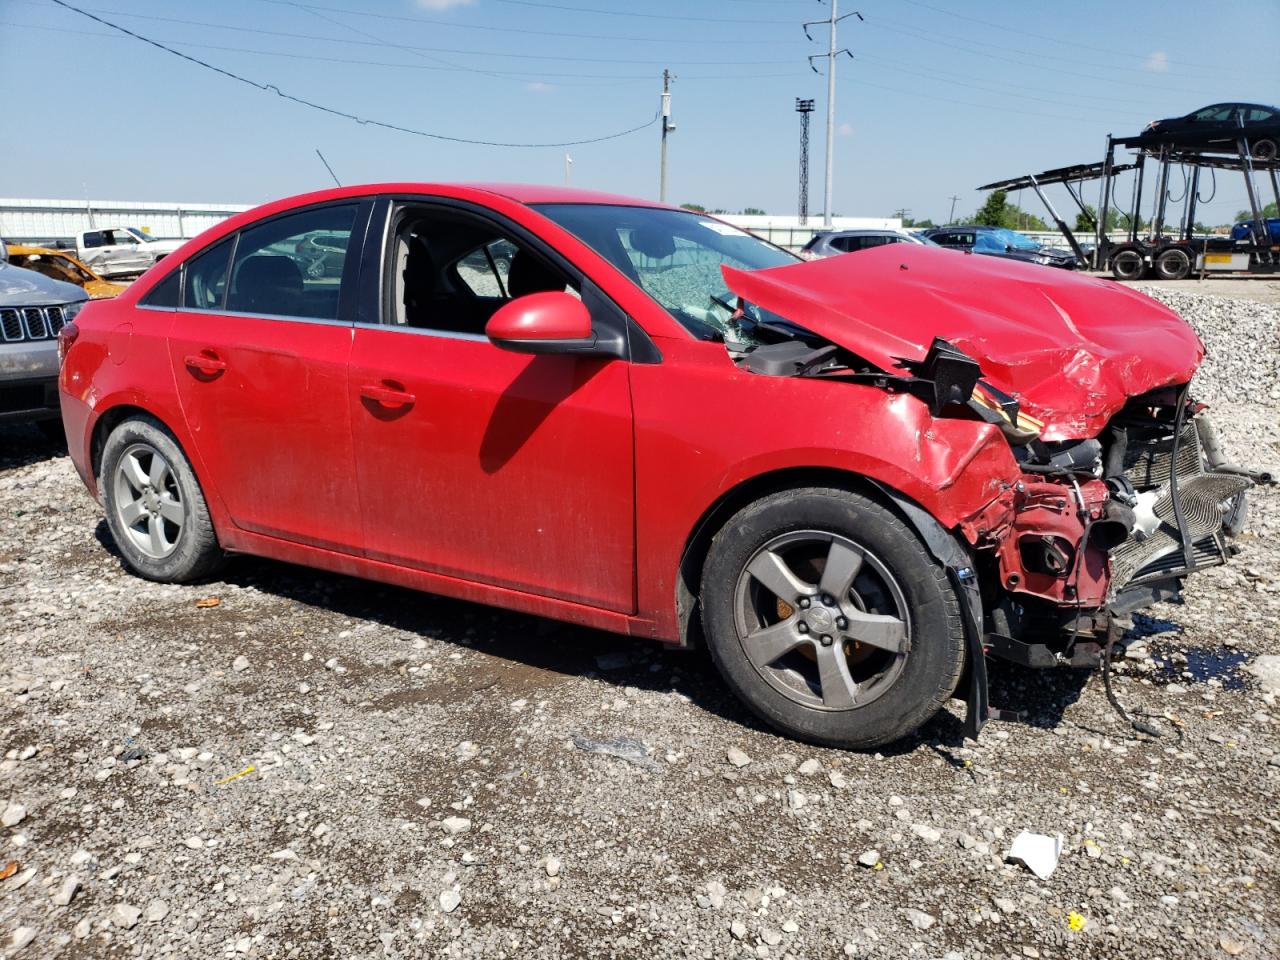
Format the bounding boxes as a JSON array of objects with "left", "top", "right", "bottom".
[
  {"left": 848, "top": 51, "right": 1154, "bottom": 122},
  {"left": 283, "top": 0, "right": 521, "bottom": 85},
  {"left": 253, "top": 0, "right": 792, "bottom": 45},
  {"left": 37, "top": 4, "right": 800, "bottom": 65},
  {"left": 46, "top": 0, "right": 660, "bottom": 148},
  {"left": 489, "top": 0, "right": 793, "bottom": 24},
  {"left": 863, "top": 20, "right": 1245, "bottom": 96},
  {"left": 895, "top": 0, "right": 1248, "bottom": 76},
  {"left": 3, "top": 20, "right": 801, "bottom": 82}
]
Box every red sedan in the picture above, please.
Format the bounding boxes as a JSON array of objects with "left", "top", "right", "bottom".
[{"left": 57, "top": 184, "right": 1257, "bottom": 748}]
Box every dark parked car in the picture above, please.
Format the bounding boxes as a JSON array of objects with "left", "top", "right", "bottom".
[
  {"left": 800, "top": 229, "right": 935, "bottom": 259},
  {"left": 922, "top": 226, "right": 1080, "bottom": 269},
  {"left": 1139, "top": 103, "right": 1279, "bottom": 160}
]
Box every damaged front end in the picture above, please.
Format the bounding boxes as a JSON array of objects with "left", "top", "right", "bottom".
[
  {"left": 985, "top": 386, "right": 1267, "bottom": 672},
  {"left": 715, "top": 251, "right": 1268, "bottom": 734}
]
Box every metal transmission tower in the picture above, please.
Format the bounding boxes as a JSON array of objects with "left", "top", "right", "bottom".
[
  {"left": 795, "top": 99, "right": 815, "bottom": 224},
  {"left": 804, "top": 2, "right": 861, "bottom": 227}
]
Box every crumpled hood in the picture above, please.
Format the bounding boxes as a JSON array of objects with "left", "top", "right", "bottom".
[
  {"left": 723, "top": 245, "right": 1204, "bottom": 440},
  {"left": 0, "top": 263, "right": 87, "bottom": 307}
]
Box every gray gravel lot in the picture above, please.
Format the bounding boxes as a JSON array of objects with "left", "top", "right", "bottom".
[{"left": 2, "top": 285, "right": 1278, "bottom": 959}]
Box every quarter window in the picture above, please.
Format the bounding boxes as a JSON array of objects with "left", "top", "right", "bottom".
[
  {"left": 227, "top": 205, "right": 357, "bottom": 321},
  {"left": 143, "top": 269, "right": 181, "bottom": 308}
]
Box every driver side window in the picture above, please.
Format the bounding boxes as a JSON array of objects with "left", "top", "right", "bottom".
[{"left": 386, "top": 207, "right": 575, "bottom": 336}]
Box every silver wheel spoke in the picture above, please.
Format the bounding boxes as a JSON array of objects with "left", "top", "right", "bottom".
[
  {"left": 123, "top": 453, "right": 149, "bottom": 492},
  {"left": 149, "top": 455, "right": 169, "bottom": 488},
  {"left": 158, "top": 496, "right": 184, "bottom": 524},
  {"left": 742, "top": 618, "right": 805, "bottom": 666},
  {"left": 747, "top": 549, "right": 814, "bottom": 603},
  {"left": 119, "top": 498, "right": 146, "bottom": 526},
  {"left": 147, "top": 516, "right": 167, "bottom": 555},
  {"left": 819, "top": 539, "right": 864, "bottom": 600},
  {"left": 840, "top": 610, "right": 908, "bottom": 654},
  {"left": 815, "top": 643, "right": 859, "bottom": 709}
]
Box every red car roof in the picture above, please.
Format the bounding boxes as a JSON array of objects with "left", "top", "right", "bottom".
[{"left": 463, "top": 183, "right": 672, "bottom": 207}]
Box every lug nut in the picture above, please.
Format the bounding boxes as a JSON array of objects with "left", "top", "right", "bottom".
[
  {"left": 797, "top": 622, "right": 809, "bottom": 634},
  {"left": 836, "top": 617, "right": 848, "bottom": 630},
  {"left": 821, "top": 594, "right": 834, "bottom": 606},
  {"left": 797, "top": 597, "right": 810, "bottom": 609},
  {"left": 820, "top": 635, "right": 834, "bottom": 647}
]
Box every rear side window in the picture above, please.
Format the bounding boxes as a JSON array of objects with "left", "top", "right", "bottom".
[
  {"left": 227, "top": 205, "right": 357, "bottom": 321},
  {"left": 142, "top": 270, "right": 181, "bottom": 308},
  {"left": 82, "top": 231, "right": 105, "bottom": 248},
  {"left": 183, "top": 238, "right": 234, "bottom": 310}
]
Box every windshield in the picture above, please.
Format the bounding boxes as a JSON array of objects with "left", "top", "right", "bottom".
[
  {"left": 988, "top": 228, "right": 1039, "bottom": 251},
  {"left": 534, "top": 203, "right": 797, "bottom": 341},
  {"left": 125, "top": 227, "right": 155, "bottom": 244}
]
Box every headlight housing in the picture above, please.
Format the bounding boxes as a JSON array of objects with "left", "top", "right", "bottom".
[{"left": 61, "top": 300, "right": 86, "bottom": 323}]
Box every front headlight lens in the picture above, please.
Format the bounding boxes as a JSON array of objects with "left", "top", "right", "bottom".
[{"left": 62, "top": 300, "right": 86, "bottom": 322}]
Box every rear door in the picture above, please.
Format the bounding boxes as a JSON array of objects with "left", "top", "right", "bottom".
[
  {"left": 347, "top": 199, "right": 637, "bottom": 611},
  {"left": 166, "top": 201, "right": 371, "bottom": 552}
]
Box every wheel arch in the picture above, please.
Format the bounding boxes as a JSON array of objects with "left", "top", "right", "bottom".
[
  {"left": 88, "top": 401, "right": 227, "bottom": 537},
  {"left": 674, "top": 466, "right": 964, "bottom": 648}
]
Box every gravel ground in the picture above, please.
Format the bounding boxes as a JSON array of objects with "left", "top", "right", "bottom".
[{"left": 2, "top": 287, "right": 1279, "bottom": 960}]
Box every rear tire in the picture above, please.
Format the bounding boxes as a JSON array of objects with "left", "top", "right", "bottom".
[
  {"left": 1253, "top": 139, "right": 1277, "bottom": 161},
  {"left": 1154, "top": 247, "right": 1192, "bottom": 281},
  {"left": 1110, "top": 249, "right": 1145, "bottom": 281},
  {"left": 99, "top": 415, "right": 224, "bottom": 583},
  {"left": 700, "top": 487, "right": 965, "bottom": 749}
]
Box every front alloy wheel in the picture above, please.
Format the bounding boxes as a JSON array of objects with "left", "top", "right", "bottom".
[
  {"left": 734, "top": 531, "right": 910, "bottom": 711},
  {"left": 701, "top": 487, "right": 966, "bottom": 749}
]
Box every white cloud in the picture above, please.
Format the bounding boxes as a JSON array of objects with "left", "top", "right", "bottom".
[
  {"left": 416, "top": 0, "right": 475, "bottom": 9},
  {"left": 1144, "top": 51, "right": 1169, "bottom": 73},
  {"left": 525, "top": 81, "right": 555, "bottom": 94},
  {"left": 838, "top": 122, "right": 853, "bottom": 137}
]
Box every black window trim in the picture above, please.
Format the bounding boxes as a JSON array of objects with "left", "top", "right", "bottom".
[{"left": 138, "top": 199, "right": 374, "bottom": 326}]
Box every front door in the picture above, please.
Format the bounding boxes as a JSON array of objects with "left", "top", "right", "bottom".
[
  {"left": 167, "top": 202, "right": 368, "bottom": 553},
  {"left": 348, "top": 203, "right": 636, "bottom": 612}
]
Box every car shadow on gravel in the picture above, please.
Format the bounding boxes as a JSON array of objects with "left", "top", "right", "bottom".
[
  {"left": 0, "top": 422, "right": 67, "bottom": 467},
  {"left": 88, "top": 519, "right": 1103, "bottom": 753}
]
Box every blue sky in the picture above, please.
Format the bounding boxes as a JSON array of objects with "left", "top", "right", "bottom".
[{"left": 2, "top": 0, "right": 1277, "bottom": 224}]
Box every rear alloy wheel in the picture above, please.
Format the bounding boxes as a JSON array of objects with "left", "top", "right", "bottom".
[
  {"left": 1110, "top": 249, "right": 1145, "bottom": 281},
  {"left": 100, "top": 416, "right": 224, "bottom": 582},
  {"left": 1154, "top": 247, "right": 1192, "bottom": 281},
  {"left": 701, "top": 488, "right": 965, "bottom": 749},
  {"left": 1253, "top": 139, "right": 1277, "bottom": 161}
]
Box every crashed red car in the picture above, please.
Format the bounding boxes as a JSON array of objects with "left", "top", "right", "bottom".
[{"left": 56, "top": 184, "right": 1262, "bottom": 748}]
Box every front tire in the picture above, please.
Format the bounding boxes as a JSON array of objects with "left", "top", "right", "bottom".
[
  {"left": 700, "top": 487, "right": 965, "bottom": 749},
  {"left": 100, "top": 415, "right": 224, "bottom": 582},
  {"left": 1253, "top": 139, "right": 1277, "bottom": 161}
]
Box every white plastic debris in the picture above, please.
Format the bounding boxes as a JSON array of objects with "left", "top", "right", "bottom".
[{"left": 1005, "top": 831, "right": 1064, "bottom": 880}]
